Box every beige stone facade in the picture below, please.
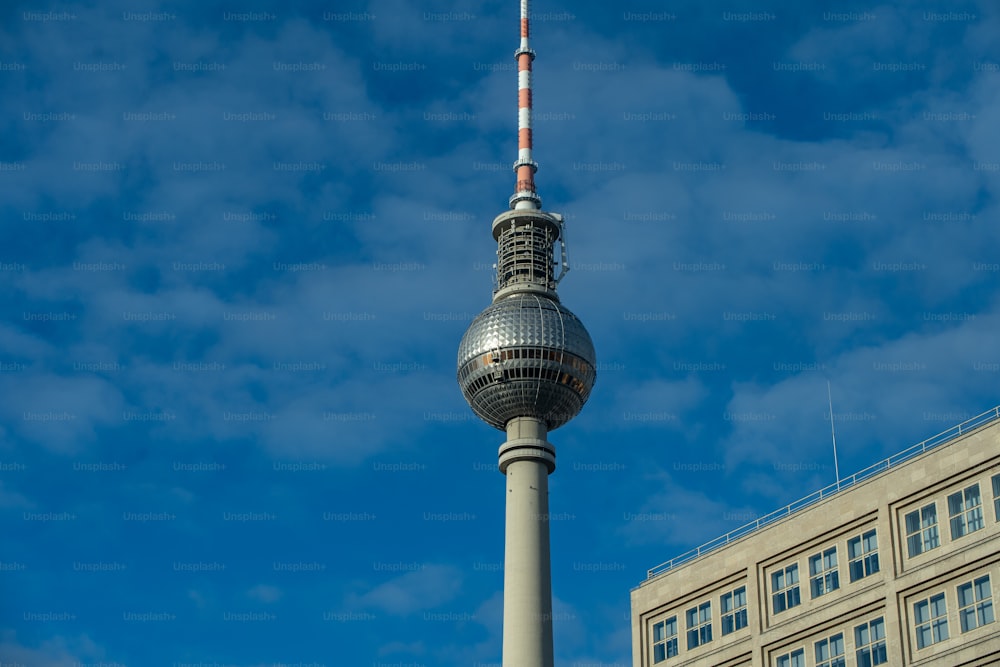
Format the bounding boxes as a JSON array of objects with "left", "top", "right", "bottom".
[{"left": 631, "top": 412, "right": 1000, "bottom": 667}]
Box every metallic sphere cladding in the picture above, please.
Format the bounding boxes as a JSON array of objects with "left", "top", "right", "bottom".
[{"left": 457, "top": 293, "right": 596, "bottom": 431}]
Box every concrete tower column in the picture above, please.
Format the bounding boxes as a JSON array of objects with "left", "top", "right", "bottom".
[{"left": 499, "top": 416, "right": 555, "bottom": 667}]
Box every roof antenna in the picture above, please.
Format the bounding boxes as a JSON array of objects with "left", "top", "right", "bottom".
[{"left": 827, "top": 380, "right": 841, "bottom": 490}]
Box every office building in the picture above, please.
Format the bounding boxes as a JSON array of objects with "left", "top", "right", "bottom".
[{"left": 631, "top": 407, "right": 1000, "bottom": 666}]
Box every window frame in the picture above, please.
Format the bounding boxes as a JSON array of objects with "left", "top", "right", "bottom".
[
  {"left": 948, "top": 483, "right": 984, "bottom": 539},
  {"left": 957, "top": 574, "right": 995, "bottom": 633},
  {"left": 848, "top": 529, "right": 880, "bottom": 582},
  {"left": 992, "top": 473, "right": 1000, "bottom": 521},
  {"left": 685, "top": 601, "right": 712, "bottom": 650},
  {"left": 904, "top": 502, "right": 940, "bottom": 557},
  {"left": 771, "top": 563, "right": 801, "bottom": 614},
  {"left": 720, "top": 585, "right": 748, "bottom": 635},
  {"left": 809, "top": 546, "right": 840, "bottom": 598},
  {"left": 814, "top": 632, "right": 845, "bottom": 667},
  {"left": 854, "top": 616, "right": 887, "bottom": 666},
  {"left": 652, "top": 615, "right": 679, "bottom": 663},
  {"left": 775, "top": 647, "right": 805, "bottom": 667},
  {"left": 913, "top": 592, "right": 949, "bottom": 649}
]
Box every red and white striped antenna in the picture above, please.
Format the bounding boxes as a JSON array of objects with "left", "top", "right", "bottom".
[{"left": 511, "top": 0, "right": 540, "bottom": 210}]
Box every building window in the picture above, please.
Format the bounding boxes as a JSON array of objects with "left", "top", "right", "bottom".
[
  {"left": 686, "top": 601, "right": 712, "bottom": 650},
  {"left": 855, "top": 617, "right": 887, "bottom": 666},
  {"left": 914, "top": 592, "right": 949, "bottom": 649},
  {"left": 904, "top": 503, "right": 940, "bottom": 557},
  {"left": 814, "top": 632, "right": 845, "bottom": 667},
  {"left": 652, "top": 616, "right": 678, "bottom": 662},
  {"left": 775, "top": 648, "right": 805, "bottom": 667},
  {"left": 948, "top": 483, "right": 984, "bottom": 539},
  {"left": 809, "top": 547, "right": 840, "bottom": 598},
  {"left": 992, "top": 474, "right": 1000, "bottom": 521},
  {"left": 958, "top": 575, "right": 995, "bottom": 633},
  {"left": 720, "top": 586, "right": 747, "bottom": 635},
  {"left": 848, "top": 529, "right": 879, "bottom": 582},
  {"left": 771, "top": 564, "right": 801, "bottom": 614}
]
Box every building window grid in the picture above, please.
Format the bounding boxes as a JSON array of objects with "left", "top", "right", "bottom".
[
  {"left": 720, "top": 586, "right": 747, "bottom": 635},
  {"left": 958, "top": 575, "right": 995, "bottom": 633},
  {"left": 905, "top": 503, "right": 940, "bottom": 557},
  {"left": 914, "top": 592, "right": 949, "bottom": 649},
  {"left": 775, "top": 648, "right": 805, "bottom": 667},
  {"left": 685, "top": 601, "right": 712, "bottom": 650},
  {"left": 848, "top": 529, "right": 880, "bottom": 582},
  {"left": 948, "top": 483, "right": 985, "bottom": 539},
  {"left": 809, "top": 547, "right": 840, "bottom": 598},
  {"left": 855, "top": 617, "right": 887, "bottom": 666},
  {"left": 652, "top": 615, "right": 678, "bottom": 663},
  {"left": 815, "top": 632, "right": 845, "bottom": 667},
  {"left": 771, "top": 564, "right": 801, "bottom": 614}
]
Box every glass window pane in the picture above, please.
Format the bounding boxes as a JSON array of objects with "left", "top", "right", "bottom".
[
  {"left": 970, "top": 506, "right": 984, "bottom": 530},
  {"left": 981, "top": 602, "right": 995, "bottom": 625},
  {"left": 872, "top": 618, "right": 884, "bottom": 640},
  {"left": 848, "top": 536, "right": 861, "bottom": 559},
  {"left": 864, "top": 530, "right": 878, "bottom": 551},
  {"left": 653, "top": 643, "right": 665, "bottom": 662},
  {"left": 915, "top": 600, "right": 928, "bottom": 624},
  {"left": 922, "top": 505, "right": 936, "bottom": 527},
  {"left": 961, "top": 607, "right": 976, "bottom": 633},
  {"left": 958, "top": 583, "right": 974, "bottom": 607},
  {"left": 948, "top": 491, "right": 963, "bottom": 515},
  {"left": 976, "top": 576, "right": 991, "bottom": 600}
]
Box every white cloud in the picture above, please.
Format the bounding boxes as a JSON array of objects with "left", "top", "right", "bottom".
[
  {"left": 353, "top": 564, "right": 463, "bottom": 615},
  {"left": 247, "top": 584, "right": 283, "bottom": 603}
]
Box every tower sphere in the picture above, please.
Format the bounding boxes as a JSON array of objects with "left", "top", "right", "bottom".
[{"left": 457, "top": 292, "right": 596, "bottom": 431}]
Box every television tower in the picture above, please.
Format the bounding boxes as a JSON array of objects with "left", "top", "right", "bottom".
[{"left": 457, "top": 2, "right": 597, "bottom": 666}]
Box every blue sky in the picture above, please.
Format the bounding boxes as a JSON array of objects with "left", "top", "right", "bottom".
[{"left": 2, "top": 0, "right": 999, "bottom": 665}]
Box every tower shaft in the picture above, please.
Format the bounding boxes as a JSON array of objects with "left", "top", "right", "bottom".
[{"left": 500, "top": 416, "right": 555, "bottom": 667}]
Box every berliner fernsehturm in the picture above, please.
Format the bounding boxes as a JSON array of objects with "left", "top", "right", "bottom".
[{"left": 456, "top": 2, "right": 597, "bottom": 666}]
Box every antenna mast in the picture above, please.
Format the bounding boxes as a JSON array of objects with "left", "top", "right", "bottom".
[{"left": 511, "top": 0, "right": 540, "bottom": 210}]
